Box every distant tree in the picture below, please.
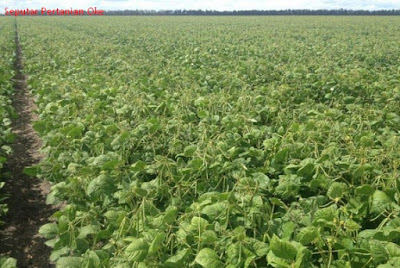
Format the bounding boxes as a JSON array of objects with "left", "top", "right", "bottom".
[
  {"left": 104, "top": 9, "right": 400, "bottom": 16},
  {"left": 2, "top": 9, "right": 399, "bottom": 16}
]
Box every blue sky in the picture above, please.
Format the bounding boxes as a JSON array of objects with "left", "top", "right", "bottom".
[{"left": 2, "top": 0, "right": 400, "bottom": 11}]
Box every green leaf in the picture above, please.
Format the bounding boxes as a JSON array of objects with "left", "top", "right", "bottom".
[
  {"left": 276, "top": 175, "right": 300, "bottom": 200},
  {"left": 281, "top": 222, "right": 295, "bottom": 240},
  {"left": 86, "top": 174, "right": 116, "bottom": 197},
  {"left": 0, "top": 156, "right": 7, "bottom": 164},
  {"left": 101, "top": 159, "right": 121, "bottom": 171},
  {"left": 46, "top": 190, "right": 59, "bottom": 205},
  {"left": 270, "top": 198, "right": 288, "bottom": 209},
  {"left": 164, "top": 249, "right": 190, "bottom": 267},
  {"left": 49, "top": 247, "right": 70, "bottom": 262},
  {"left": 297, "top": 159, "right": 315, "bottom": 178},
  {"left": 56, "top": 257, "right": 83, "bottom": 268},
  {"left": 45, "top": 238, "right": 59, "bottom": 248},
  {"left": 370, "top": 240, "right": 388, "bottom": 262},
  {"left": 1, "top": 145, "right": 12, "bottom": 155},
  {"left": 197, "top": 110, "right": 209, "bottom": 119},
  {"left": 67, "top": 126, "right": 84, "bottom": 139},
  {"left": 226, "top": 243, "right": 240, "bottom": 266},
  {"left": 91, "top": 155, "right": 110, "bottom": 167},
  {"left": 188, "top": 158, "right": 204, "bottom": 170},
  {"left": 344, "top": 220, "right": 361, "bottom": 232},
  {"left": 371, "top": 190, "right": 392, "bottom": 214},
  {"left": 124, "top": 238, "right": 149, "bottom": 262},
  {"left": 39, "top": 223, "right": 59, "bottom": 239},
  {"left": 252, "top": 240, "right": 269, "bottom": 257},
  {"left": 386, "top": 242, "right": 400, "bottom": 258},
  {"left": 183, "top": 145, "right": 197, "bottom": 157},
  {"left": 82, "top": 250, "right": 102, "bottom": 268},
  {"left": 78, "top": 224, "right": 101, "bottom": 239},
  {"left": 378, "top": 257, "right": 400, "bottom": 268},
  {"left": 244, "top": 255, "right": 256, "bottom": 268},
  {"left": 359, "top": 229, "right": 378, "bottom": 239},
  {"left": 270, "top": 235, "right": 297, "bottom": 261},
  {"left": 32, "top": 121, "right": 48, "bottom": 136},
  {"left": 355, "top": 185, "right": 375, "bottom": 196},
  {"left": 163, "top": 207, "right": 178, "bottom": 224},
  {"left": 310, "top": 174, "right": 328, "bottom": 190},
  {"left": 195, "top": 248, "right": 223, "bottom": 268},
  {"left": 252, "top": 172, "right": 270, "bottom": 190},
  {"left": 149, "top": 232, "right": 166, "bottom": 254},
  {"left": 130, "top": 160, "right": 147, "bottom": 172},
  {"left": 267, "top": 250, "right": 291, "bottom": 267},
  {"left": 23, "top": 166, "right": 39, "bottom": 176},
  {"left": 327, "top": 182, "right": 347, "bottom": 201},
  {"left": 271, "top": 148, "right": 288, "bottom": 166},
  {"left": 201, "top": 230, "right": 218, "bottom": 244},
  {"left": 314, "top": 205, "right": 337, "bottom": 223},
  {"left": 148, "top": 118, "right": 160, "bottom": 134},
  {"left": 0, "top": 257, "right": 17, "bottom": 268},
  {"left": 191, "top": 216, "right": 209, "bottom": 231},
  {"left": 201, "top": 202, "right": 227, "bottom": 221},
  {"left": 297, "top": 226, "right": 319, "bottom": 245},
  {"left": 293, "top": 244, "right": 309, "bottom": 268}
]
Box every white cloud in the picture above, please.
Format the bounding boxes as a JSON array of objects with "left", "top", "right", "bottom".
[{"left": 1, "top": 0, "right": 400, "bottom": 13}]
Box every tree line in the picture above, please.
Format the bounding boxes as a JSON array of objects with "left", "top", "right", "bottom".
[
  {"left": 105, "top": 9, "right": 400, "bottom": 16},
  {"left": 1, "top": 9, "right": 399, "bottom": 16}
]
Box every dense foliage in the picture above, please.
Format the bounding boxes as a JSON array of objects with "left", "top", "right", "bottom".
[
  {"left": 16, "top": 17, "right": 400, "bottom": 267},
  {"left": 0, "top": 18, "right": 17, "bottom": 268},
  {"left": 0, "top": 19, "right": 15, "bottom": 228}
]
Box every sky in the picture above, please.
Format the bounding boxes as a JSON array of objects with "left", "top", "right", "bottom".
[{"left": 2, "top": 0, "right": 400, "bottom": 12}]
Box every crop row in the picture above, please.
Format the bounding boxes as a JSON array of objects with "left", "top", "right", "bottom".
[
  {"left": 0, "top": 19, "right": 18, "bottom": 268},
  {"left": 16, "top": 17, "right": 400, "bottom": 267}
]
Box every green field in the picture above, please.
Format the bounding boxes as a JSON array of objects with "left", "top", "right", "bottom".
[{"left": 2, "top": 16, "right": 400, "bottom": 267}]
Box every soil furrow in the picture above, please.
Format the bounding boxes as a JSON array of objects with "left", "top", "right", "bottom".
[{"left": 0, "top": 23, "right": 56, "bottom": 268}]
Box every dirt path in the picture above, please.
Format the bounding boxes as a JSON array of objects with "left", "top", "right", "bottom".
[{"left": 0, "top": 24, "right": 56, "bottom": 268}]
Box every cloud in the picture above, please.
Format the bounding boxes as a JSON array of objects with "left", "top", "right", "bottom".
[
  {"left": 1, "top": 0, "right": 400, "bottom": 12},
  {"left": 319, "top": 0, "right": 399, "bottom": 9}
]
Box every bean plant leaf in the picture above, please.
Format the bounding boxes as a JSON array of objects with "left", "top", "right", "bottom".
[
  {"left": 23, "top": 166, "right": 40, "bottom": 177},
  {"left": 371, "top": 190, "right": 392, "bottom": 214},
  {"left": 149, "top": 233, "right": 166, "bottom": 254},
  {"left": 0, "top": 257, "right": 17, "bottom": 268},
  {"left": 297, "top": 226, "right": 319, "bottom": 245},
  {"left": 56, "top": 257, "right": 83, "bottom": 268},
  {"left": 124, "top": 238, "right": 149, "bottom": 262},
  {"left": 195, "top": 248, "right": 223, "bottom": 268},
  {"left": 78, "top": 224, "right": 101, "bottom": 239},
  {"left": 164, "top": 249, "right": 191, "bottom": 267},
  {"left": 270, "top": 235, "right": 298, "bottom": 261},
  {"left": 327, "top": 182, "right": 348, "bottom": 200},
  {"left": 39, "top": 223, "right": 59, "bottom": 239}
]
